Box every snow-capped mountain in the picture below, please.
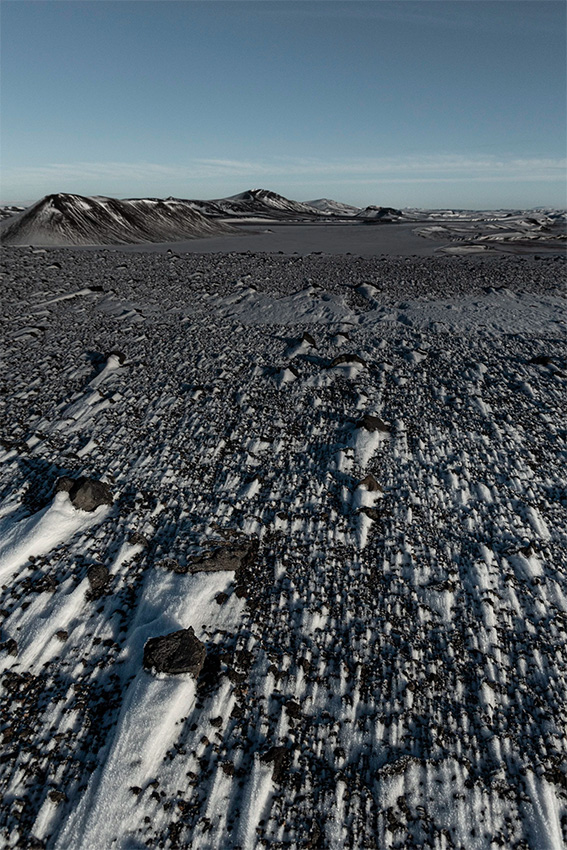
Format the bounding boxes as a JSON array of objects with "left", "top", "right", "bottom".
[
  {"left": 0, "top": 193, "right": 237, "bottom": 246},
  {"left": 209, "top": 188, "right": 326, "bottom": 218},
  {"left": 303, "top": 198, "right": 361, "bottom": 216}
]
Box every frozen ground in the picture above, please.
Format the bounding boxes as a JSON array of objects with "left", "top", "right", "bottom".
[{"left": 0, "top": 246, "right": 566, "bottom": 849}]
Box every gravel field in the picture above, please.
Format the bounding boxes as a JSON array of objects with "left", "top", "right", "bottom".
[{"left": 0, "top": 247, "right": 566, "bottom": 850}]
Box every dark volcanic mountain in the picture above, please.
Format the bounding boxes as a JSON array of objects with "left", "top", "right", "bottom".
[
  {"left": 0, "top": 193, "right": 238, "bottom": 247},
  {"left": 355, "top": 205, "right": 404, "bottom": 221},
  {"left": 207, "top": 188, "right": 326, "bottom": 218}
]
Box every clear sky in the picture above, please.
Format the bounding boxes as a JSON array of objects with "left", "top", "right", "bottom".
[{"left": 1, "top": 0, "right": 565, "bottom": 208}]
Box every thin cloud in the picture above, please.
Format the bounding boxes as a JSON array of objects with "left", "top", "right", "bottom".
[{"left": 2, "top": 155, "right": 564, "bottom": 203}]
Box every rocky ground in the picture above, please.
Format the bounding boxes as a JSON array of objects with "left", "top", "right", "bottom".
[{"left": 0, "top": 247, "right": 566, "bottom": 849}]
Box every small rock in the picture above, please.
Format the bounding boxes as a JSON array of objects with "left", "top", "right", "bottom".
[
  {"left": 260, "top": 745, "right": 293, "bottom": 783},
  {"left": 55, "top": 630, "right": 68, "bottom": 642},
  {"left": 56, "top": 476, "right": 113, "bottom": 512},
  {"left": 359, "top": 507, "right": 381, "bottom": 522},
  {"left": 355, "top": 414, "right": 390, "bottom": 433},
  {"left": 215, "top": 592, "right": 229, "bottom": 605},
  {"left": 48, "top": 789, "right": 67, "bottom": 804},
  {"left": 143, "top": 627, "right": 206, "bottom": 677},
  {"left": 0, "top": 638, "right": 18, "bottom": 656},
  {"left": 128, "top": 531, "right": 149, "bottom": 547},
  {"left": 87, "top": 564, "right": 110, "bottom": 597},
  {"left": 285, "top": 700, "right": 302, "bottom": 719},
  {"left": 328, "top": 353, "right": 367, "bottom": 368},
  {"left": 357, "top": 473, "right": 382, "bottom": 492},
  {"left": 302, "top": 332, "right": 317, "bottom": 346},
  {"left": 530, "top": 355, "right": 553, "bottom": 366},
  {"left": 188, "top": 542, "right": 257, "bottom": 574}
]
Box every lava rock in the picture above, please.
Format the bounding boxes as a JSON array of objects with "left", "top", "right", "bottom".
[
  {"left": 328, "top": 353, "right": 367, "bottom": 368},
  {"left": 128, "top": 531, "right": 149, "bottom": 547},
  {"left": 189, "top": 542, "right": 257, "bottom": 575},
  {"left": 0, "top": 638, "right": 18, "bottom": 656},
  {"left": 359, "top": 507, "right": 381, "bottom": 522},
  {"left": 87, "top": 564, "right": 110, "bottom": 597},
  {"left": 358, "top": 473, "right": 383, "bottom": 492},
  {"left": 355, "top": 414, "right": 390, "bottom": 433},
  {"left": 143, "top": 627, "right": 206, "bottom": 677},
  {"left": 56, "top": 476, "right": 113, "bottom": 512},
  {"left": 285, "top": 700, "right": 302, "bottom": 719},
  {"left": 261, "top": 745, "right": 293, "bottom": 783}
]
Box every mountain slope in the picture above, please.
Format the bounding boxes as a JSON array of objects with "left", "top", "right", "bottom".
[
  {"left": 305, "top": 198, "right": 361, "bottom": 216},
  {"left": 210, "top": 188, "right": 325, "bottom": 218},
  {"left": 0, "top": 193, "right": 238, "bottom": 246}
]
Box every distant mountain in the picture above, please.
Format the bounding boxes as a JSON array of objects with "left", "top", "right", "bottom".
[
  {"left": 0, "top": 205, "right": 25, "bottom": 222},
  {"left": 0, "top": 193, "right": 237, "bottom": 247},
  {"left": 354, "top": 205, "right": 404, "bottom": 221},
  {"left": 305, "top": 198, "right": 360, "bottom": 216},
  {"left": 208, "top": 188, "right": 325, "bottom": 219}
]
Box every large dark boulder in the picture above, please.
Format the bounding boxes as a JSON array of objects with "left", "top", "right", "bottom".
[
  {"left": 56, "top": 476, "right": 113, "bottom": 512},
  {"left": 143, "top": 627, "right": 206, "bottom": 677}
]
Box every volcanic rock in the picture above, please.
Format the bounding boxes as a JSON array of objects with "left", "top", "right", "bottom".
[
  {"left": 143, "top": 627, "right": 206, "bottom": 677},
  {"left": 87, "top": 564, "right": 110, "bottom": 597},
  {"left": 260, "top": 745, "right": 293, "bottom": 783},
  {"left": 328, "top": 353, "right": 367, "bottom": 368},
  {"left": 188, "top": 542, "right": 257, "bottom": 574},
  {"left": 56, "top": 476, "right": 113, "bottom": 512},
  {"left": 355, "top": 414, "right": 391, "bottom": 433}
]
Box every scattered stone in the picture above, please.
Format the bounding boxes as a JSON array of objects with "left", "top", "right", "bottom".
[
  {"left": 328, "top": 353, "right": 367, "bottom": 368},
  {"left": 359, "top": 507, "right": 381, "bottom": 522},
  {"left": 188, "top": 541, "right": 258, "bottom": 575},
  {"left": 157, "top": 558, "right": 185, "bottom": 573},
  {"left": 128, "top": 531, "right": 149, "bottom": 547},
  {"left": 0, "top": 638, "right": 18, "bottom": 656},
  {"left": 355, "top": 414, "right": 391, "bottom": 433},
  {"left": 87, "top": 564, "right": 110, "bottom": 598},
  {"left": 210, "top": 716, "right": 223, "bottom": 728},
  {"left": 530, "top": 354, "right": 553, "bottom": 366},
  {"left": 143, "top": 627, "right": 206, "bottom": 677},
  {"left": 48, "top": 789, "right": 67, "bottom": 804},
  {"left": 56, "top": 476, "right": 113, "bottom": 512},
  {"left": 285, "top": 700, "right": 302, "bottom": 719},
  {"left": 221, "top": 762, "right": 234, "bottom": 777},
  {"left": 357, "top": 473, "right": 383, "bottom": 492},
  {"left": 261, "top": 745, "right": 293, "bottom": 784},
  {"left": 305, "top": 820, "right": 324, "bottom": 848}
]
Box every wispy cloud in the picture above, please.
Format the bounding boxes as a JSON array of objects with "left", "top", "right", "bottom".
[
  {"left": 2, "top": 154, "right": 564, "bottom": 203},
  {"left": 4, "top": 154, "right": 564, "bottom": 181}
]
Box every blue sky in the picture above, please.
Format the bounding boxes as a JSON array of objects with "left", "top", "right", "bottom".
[{"left": 1, "top": 0, "right": 565, "bottom": 208}]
